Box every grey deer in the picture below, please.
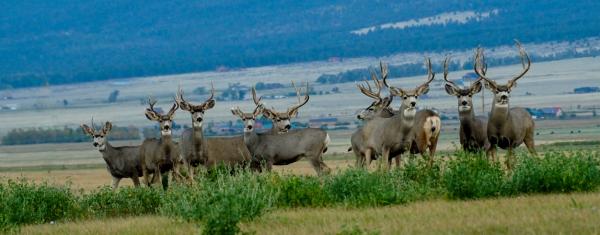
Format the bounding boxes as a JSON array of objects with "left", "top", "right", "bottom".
[
  {"left": 359, "top": 59, "right": 435, "bottom": 170},
  {"left": 254, "top": 81, "right": 309, "bottom": 133},
  {"left": 442, "top": 56, "right": 491, "bottom": 154},
  {"left": 81, "top": 119, "right": 142, "bottom": 190},
  {"left": 176, "top": 85, "right": 253, "bottom": 180},
  {"left": 474, "top": 41, "right": 537, "bottom": 169},
  {"left": 139, "top": 98, "right": 183, "bottom": 188},
  {"left": 231, "top": 98, "right": 331, "bottom": 175}
]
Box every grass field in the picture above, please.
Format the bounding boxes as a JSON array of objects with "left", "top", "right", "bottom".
[{"left": 18, "top": 192, "right": 600, "bottom": 234}]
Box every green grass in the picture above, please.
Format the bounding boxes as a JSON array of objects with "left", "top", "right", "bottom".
[{"left": 2, "top": 150, "right": 600, "bottom": 234}]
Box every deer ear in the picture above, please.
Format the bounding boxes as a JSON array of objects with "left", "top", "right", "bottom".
[
  {"left": 103, "top": 122, "right": 112, "bottom": 134},
  {"left": 178, "top": 100, "right": 192, "bottom": 111},
  {"left": 203, "top": 99, "right": 215, "bottom": 110},
  {"left": 81, "top": 124, "right": 94, "bottom": 136},
  {"left": 381, "top": 97, "right": 393, "bottom": 108},
  {"left": 417, "top": 85, "right": 430, "bottom": 95},
  {"left": 145, "top": 109, "right": 160, "bottom": 121},
  {"left": 444, "top": 84, "right": 459, "bottom": 96}
]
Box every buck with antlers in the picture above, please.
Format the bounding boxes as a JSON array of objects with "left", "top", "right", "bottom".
[
  {"left": 357, "top": 59, "right": 435, "bottom": 169},
  {"left": 350, "top": 61, "right": 440, "bottom": 167},
  {"left": 474, "top": 41, "right": 537, "bottom": 169},
  {"left": 231, "top": 91, "right": 331, "bottom": 175},
  {"left": 81, "top": 119, "right": 142, "bottom": 190},
  {"left": 443, "top": 56, "right": 491, "bottom": 154},
  {"left": 176, "top": 84, "right": 252, "bottom": 181},
  {"left": 254, "top": 81, "right": 309, "bottom": 133},
  {"left": 139, "top": 97, "right": 182, "bottom": 189}
]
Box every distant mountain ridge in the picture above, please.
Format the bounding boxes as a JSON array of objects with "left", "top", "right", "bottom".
[{"left": 1, "top": 1, "right": 599, "bottom": 89}]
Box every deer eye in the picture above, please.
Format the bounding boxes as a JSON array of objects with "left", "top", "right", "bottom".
[
  {"left": 403, "top": 96, "right": 407, "bottom": 100},
  {"left": 468, "top": 95, "right": 472, "bottom": 97}
]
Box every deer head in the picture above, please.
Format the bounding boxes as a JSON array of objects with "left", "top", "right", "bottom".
[
  {"left": 176, "top": 83, "right": 215, "bottom": 128},
  {"left": 356, "top": 68, "right": 394, "bottom": 120},
  {"left": 443, "top": 56, "right": 484, "bottom": 113},
  {"left": 231, "top": 105, "right": 263, "bottom": 133},
  {"left": 81, "top": 118, "right": 112, "bottom": 151},
  {"left": 254, "top": 81, "right": 309, "bottom": 133},
  {"left": 382, "top": 59, "right": 434, "bottom": 118},
  {"left": 145, "top": 97, "right": 179, "bottom": 136},
  {"left": 474, "top": 40, "right": 531, "bottom": 108}
]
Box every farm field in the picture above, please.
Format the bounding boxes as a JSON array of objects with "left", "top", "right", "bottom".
[{"left": 19, "top": 192, "right": 600, "bottom": 234}]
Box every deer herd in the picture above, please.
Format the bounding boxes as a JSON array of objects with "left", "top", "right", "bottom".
[{"left": 81, "top": 41, "right": 537, "bottom": 190}]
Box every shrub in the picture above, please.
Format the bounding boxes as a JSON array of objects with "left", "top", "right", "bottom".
[
  {"left": 443, "top": 152, "right": 506, "bottom": 199},
  {"left": 510, "top": 151, "right": 600, "bottom": 193},
  {"left": 0, "top": 180, "right": 78, "bottom": 231},
  {"left": 275, "top": 175, "right": 329, "bottom": 207},
  {"left": 80, "top": 186, "right": 162, "bottom": 218}
]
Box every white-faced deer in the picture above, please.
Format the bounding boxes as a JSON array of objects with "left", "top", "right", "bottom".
[
  {"left": 474, "top": 41, "right": 537, "bottom": 169},
  {"left": 443, "top": 56, "right": 491, "bottom": 154},
  {"left": 177, "top": 85, "right": 253, "bottom": 180},
  {"left": 139, "top": 97, "right": 182, "bottom": 189},
  {"left": 254, "top": 81, "right": 309, "bottom": 133},
  {"left": 359, "top": 59, "right": 435, "bottom": 170},
  {"left": 231, "top": 103, "right": 331, "bottom": 175},
  {"left": 81, "top": 119, "right": 142, "bottom": 190}
]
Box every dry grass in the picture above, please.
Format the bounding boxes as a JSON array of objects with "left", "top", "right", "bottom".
[{"left": 20, "top": 192, "right": 600, "bottom": 234}]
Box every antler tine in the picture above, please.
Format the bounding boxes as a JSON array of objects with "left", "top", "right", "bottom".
[
  {"left": 357, "top": 80, "right": 381, "bottom": 100},
  {"left": 380, "top": 61, "right": 393, "bottom": 88},
  {"left": 251, "top": 86, "right": 262, "bottom": 105},
  {"left": 369, "top": 67, "right": 384, "bottom": 91},
  {"left": 442, "top": 56, "right": 459, "bottom": 88},
  {"left": 167, "top": 102, "right": 178, "bottom": 117},
  {"left": 287, "top": 82, "right": 310, "bottom": 114},
  {"left": 176, "top": 85, "right": 187, "bottom": 104},
  {"left": 206, "top": 81, "right": 215, "bottom": 102},
  {"left": 474, "top": 47, "right": 494, "bottom": 85},
  {"left": 91, "top": 116, "right": 96, "bottom": 131},
  {"left": 509, "top": 40, "right": 531, "bottom": 86},
  {"left": 291, "top": 81, "right": 302, "bottom": 104},
  {"left": 147, "top": 96, "right": 157, "bottom": 111},
  {"left": 419, "top": 57, "right": 435, "bottom": 88}
]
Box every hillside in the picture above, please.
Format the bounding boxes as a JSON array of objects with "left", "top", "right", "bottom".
[{"left": 1, "top": 1, "right": 599, "bottom": 89}]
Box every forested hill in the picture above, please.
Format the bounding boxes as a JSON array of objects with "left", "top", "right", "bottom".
[{"left": 1, "top": 1, "right": 599, "bottom": 89}]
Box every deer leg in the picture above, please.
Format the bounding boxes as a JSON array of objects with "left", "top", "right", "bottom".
[
  {"left": 428, "top": 142, "right": 437, "bottom": 167},
  {"left": 111, "top": 176, "right": 121, "bottom": 190},
  {"left": 364, "top": 149, "right": 372, "bottom": 170},
  {"left": 524, "top": 136, "right": 537, "bottom": 156},
  {"left": 381, "top": 148, "right": 390, "bottom": 171},
  {"left": 142, "top": 168, "right": 151, "bottom": 187},
  {"left": 394, "top": 155, "right": 400, "bottom": 169},
  {"left": 131, "top": 175, "right": 141, "bottom": 187},
  {"left": 188, "top": 162, "right": 195, "bottom": 183},
  {"left": 506, "top": 147, "right": 513, "bottom": 170}
]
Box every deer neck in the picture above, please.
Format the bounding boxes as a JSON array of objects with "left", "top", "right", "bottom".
[
  {"left": 490, "top": 98, "right": 510, "bottom": 124},
  {"left": 242, "top": 131, "right": 259, "bottom": 154},
  {"left": 458, "top": 108, "right": 476, "bottom": 125},
  {"left": 99, "top": 141, "right": 114, "bottom": 157},
  {"left": 161, "top": 135, "right": 174, "bottom": 146}
]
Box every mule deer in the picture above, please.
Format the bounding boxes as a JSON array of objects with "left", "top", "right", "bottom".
[
  {"left": 443, "top": 56, "right": 491, "bottom": 154},
  {"left": 359, "top": 59, "right": 435, "bottom": 170},
  {"left": 81, "top": 119, "right": 142, "bottom": 190},
  {"left": 254, "top": 81, "right": 309, "bottom": 133},
  {"left": 474, "top": 41, "right": 537, "bottom": 169},
  {"left": 177, "top": 85, "right": 253, "bottom": 179},
  {"left": 139, "top": 97, "right": 182, "bottom": 189},
  {"left": 231, "top": 103, "right": 331, "bottom": 175}
]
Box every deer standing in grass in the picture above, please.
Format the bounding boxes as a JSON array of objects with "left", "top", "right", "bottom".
[
  {"left": 359, "top": 59, "right": 435, "bottom": 170},
  {"left": 139, "top": 98, "right": 182, "bottom": 189},
  {"left": 176, "top": 85, "right": 253, "bottom": 180},
  {"left": 81, "top": 120, "right": 142, "bottom": 190},
  {"left": 351, "top": 62, "right": 440, "bottom": 167},
  {"left": 442, "top": 56, "right": 491, "bottom": 154},
  {"left": 474, "top": 41, "right": 537, "bottom": 169},
  {"left": 231, "top": 93, "right": 331, "bottom": 175},
  {"left": 254, "top": 81, "right": 309, "bottom": 134}
]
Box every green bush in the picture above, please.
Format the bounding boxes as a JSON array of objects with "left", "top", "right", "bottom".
[
  {"left": 80, "top": 186, "right": 162, "bottom": 218},
  {"left": 443, "top": 152, "right": 506, "bottom": 199},
  {"left": 0, "top": 180, "right": 78, "bottom": 231},
  {"left": 275, "top": 175, "right": 329, "bottom": 207},
  {"left": 510, "top": 151, "right": 600, "bottom": 193},
  {"left": 162, "top": 171, "right": 276, "bottom": 235}
]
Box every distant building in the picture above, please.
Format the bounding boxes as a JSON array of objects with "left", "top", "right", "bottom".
[
  {"left": 574, "top": 86, "right": 600, "bottom": 94},
  {"left": 527, "top": 107, "right": 563, "bottom": 119},
  {"left": 309, "top": 117, "right": 338, "bottom": 129}
]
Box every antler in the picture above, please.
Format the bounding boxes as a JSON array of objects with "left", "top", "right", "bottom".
[
  {"left": 417, "top": 57, "right": 435, "bottom": 89},
  {"left": 91, "top": 117, "right": 97, "bottom": 131},
  {"left": 147, "top": 97, "right": 158, "bottom": 113},
  {"left": 205, "top": 82, "right": 215, "bottom": 103},
  {"left": 357, "top": 68, "right": 383, "bottom": 100},
  {"left": 442, "top": 56, "right": 459, "bottom": 88},
  {"left": 167, "top": 102, "right": 178, "bottom": 117},
  {"left": 507, "top": 40, "right": 531, "bottom": 88},
  {"left": 287, "top": 81, "right": 309, "bottom": 115},
  {"left": 474, "top": 47, "right": 496, "bottom": 88},
  {"left": 251, "top": 86, "right": 262, "bottom": 106},
  {"left": 176, "top": 86, "right": 190, "bottom": 108}
]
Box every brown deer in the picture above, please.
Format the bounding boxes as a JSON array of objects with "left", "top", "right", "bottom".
[
  {"left": 139, "top": 97, "right": 182, "bottom": 189},
  {"left": 442, "top": 56, "right": 491, "bottom": 154},
  {"left": 81, "top": 119, "right": 142, "bottom": 190},
  {"left": 231, "top": 101, "right": 331, "bottom": 175},
  {"left": 474, "top": 41, "right": 537, "bottom": 169},
  {"left": 254, "top": 81, "right": 309, "bottom": 133},
  {"left": 359, "top": 59, "right": 435, "bottom": 170},
  {"left": 351, "top": 62, "right": 440, "bottom": 167},
  {"left": 176, "top": 85, "right": 253, "bottom": 180}
]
